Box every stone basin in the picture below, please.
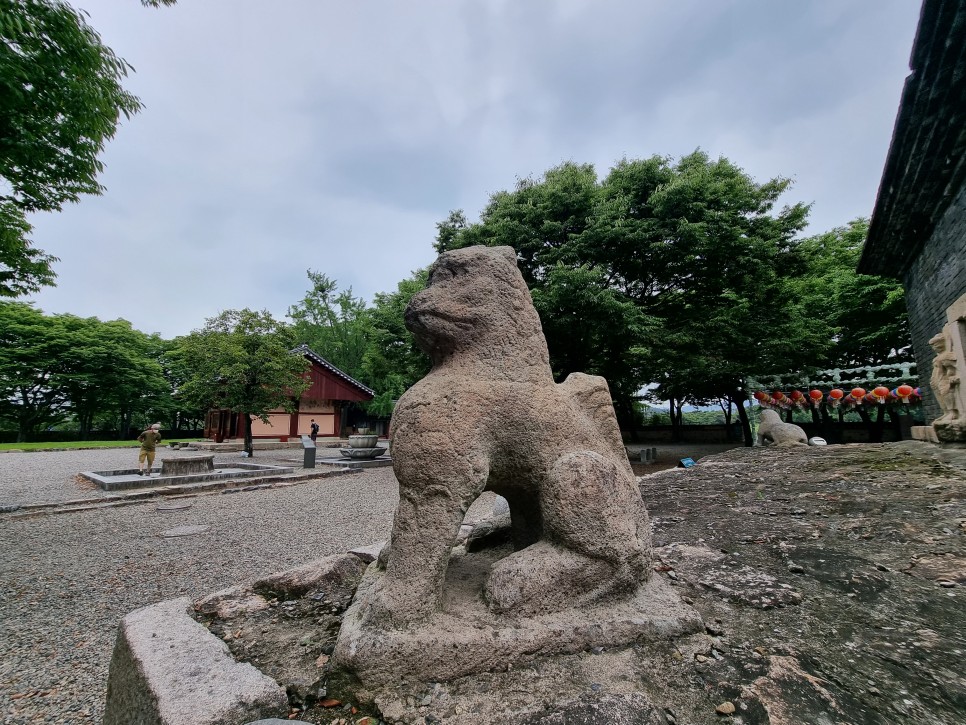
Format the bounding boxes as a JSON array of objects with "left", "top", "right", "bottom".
[
  {"left": 347, "top": 434, "right": 379, "bottom": 449},
  {"left": 339, "top": 447, "right": 387, "bottom": 460}
]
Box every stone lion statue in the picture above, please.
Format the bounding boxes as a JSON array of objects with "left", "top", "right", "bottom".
[
  {"left": 757, "top": 408, "right": 808, "bottom": 446},
  {"left": 365, "top": 245, "right": 651, "bottom": 628}
]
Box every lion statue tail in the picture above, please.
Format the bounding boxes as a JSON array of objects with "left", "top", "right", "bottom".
[{"left": 558, "top": 372, "right": 630, "bottom": 470}]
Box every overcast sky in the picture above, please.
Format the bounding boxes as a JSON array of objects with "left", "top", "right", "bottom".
[{"left": 24, "top": 0, "right": 922, "bottom": 339}]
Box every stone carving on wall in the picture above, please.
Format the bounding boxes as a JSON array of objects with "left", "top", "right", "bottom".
[
  {"left": 929, "top": 331, "right": 960, "bottom": 422},
  {"left": 929, "top": 292, "right": 966, "bottom": 442}
]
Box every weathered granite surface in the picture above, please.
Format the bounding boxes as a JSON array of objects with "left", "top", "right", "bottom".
[
  {"left": 363, "top": 245, "right": 653, "bottom": 630},
  {"left": 102, "top": 597, "right": 288, "bottom": 725}
]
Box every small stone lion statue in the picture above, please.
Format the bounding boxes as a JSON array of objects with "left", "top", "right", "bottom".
[
  {"left": 757, "top": 409, "right": 808, "bottom": 446},
  {"left": 366, "top": 245, "right": 651, "bottom": 628}
]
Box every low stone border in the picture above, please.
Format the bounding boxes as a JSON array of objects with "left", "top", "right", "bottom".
[
  {"left": 80, "top": 462, "right": 296, "bottom": 491},
  {"left": 1, "top": 467, "right": 361, "bottom": 519}
]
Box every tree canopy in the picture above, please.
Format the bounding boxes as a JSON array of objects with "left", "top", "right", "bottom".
[
  {"left": 288, "top": 271, "right": 373, "bottom": 381},
  {"left": 169, "top": 309, "right": 308, "bottom": 456},
  {"left": 792, "top": 218, "right": 911, "bottom": 368},
  {"left": 0, "top": 0, "right": 150, "bottom": 295},
  {"left": 359, "top": 269, "right": 431, "bottom": 417},
  {"left": 0, "top": 301, "right": 167, "bottom": 441},
  {"left": 436, "top": 151, "right": 834, "bottom": 443}
]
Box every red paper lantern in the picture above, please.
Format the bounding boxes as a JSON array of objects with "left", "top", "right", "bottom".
[
  {"left": 851, "top": 387, "right": 866, "bottom": 399},
  {"left": 872, "top": 386, "right": 889, "bottom": 403},
  {"left": 809, "top": 389, "right": 824, "bottom": 401},
  {"left": 790, "top": 390, "right": 805, "bottom": 402},
  {"left": 828, "top": 388, "right": 844, "bottom": 399},
  {"left": 897, "top": 384, "right": 913, "bottom": 398},
  {"left": 753, "top": 391, "right": 769, "bottom": 402}
]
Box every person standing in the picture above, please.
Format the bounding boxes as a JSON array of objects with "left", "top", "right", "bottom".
[
  {"left": 310, "top": 419, "right": 320, "bottom": 442},
  {"left": 137, "top": 423, "right": 162, "bottom": 476}
]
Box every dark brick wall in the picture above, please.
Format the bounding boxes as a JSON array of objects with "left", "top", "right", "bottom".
[{"left": 903, "top": 182, "right": 966, "bottom": 422}]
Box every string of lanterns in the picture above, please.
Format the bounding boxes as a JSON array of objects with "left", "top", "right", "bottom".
[{"left": 753, "top": 384, "right": 920, "bottom": 410}]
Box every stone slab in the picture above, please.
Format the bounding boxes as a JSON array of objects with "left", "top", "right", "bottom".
[
  {"left": 160, "top": 525, "right": 210, "bottom": 538},
  {"left": 157, "top": 501, "right": 193, "bottom": 511},
  {"left": 332, "top": 558, "right": 703, "bottom": 697},
  {"left": 80, "top": 463, "right": 295, "bottom": 491},
  {"left": 161, "top": 455, "right": 215, "bottom": 476},
  {"left": 317, "top": 457, "right": 393, "bottom": 470},
  {"left": 103, "top": 597, "right": 288, "bottom": 725}
]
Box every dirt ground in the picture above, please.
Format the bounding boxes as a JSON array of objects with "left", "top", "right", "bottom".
[
  {"left": 626, "top": 441, "right": 742, "bottom": 475},
  {"left": 193, "top": 440, "right": 966, "bottom": 724}
]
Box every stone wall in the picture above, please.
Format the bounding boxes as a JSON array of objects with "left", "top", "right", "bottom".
[{"left": 903, "top": 182, "right": 966, "bottom": 423}]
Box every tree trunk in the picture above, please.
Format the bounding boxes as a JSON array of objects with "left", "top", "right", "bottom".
[
  {"left": 617, "top": 394, "right": 639, "bottom": 443},
  {"left": 732, "top": 392, "right": 754, "bottom": 447},
  {"left": 669, "top": 395, "right": 683, "bottom": 442},
  {"left": 855, "top": 405, "right": 874, "bottom": 441},
  {"left": 819, "top": 403, "right": 836, "bottom": 443},
  {"left": 78, "top": 411, "right": 93, "bottom": 440},
  {"left": 244, "top": 414, "right": 254, "bottom": 458},
  {"left": 872, "top": 404, "right": 887, "bottom": 443}
]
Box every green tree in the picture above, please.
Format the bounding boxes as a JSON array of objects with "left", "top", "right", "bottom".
[
  {"left": 0, "top": 0, "right": 173, "bottom": 295},
  {"left": 0, "top": 302, "right": 72, "bottom": 440},
  {"left": 793, "top": 218, "right": 911, "bottom": 367},
  {"left": 153, "top": 337, "right": 206, "bottom": 433},
  {"left": 435, "top": 162, "right": 653, "bottom": 425},
  {"left": 0, "top": 302, "right": 171, "bottom": 440},
  {"left": 58, "top": 317, "right": 168, "bottom": 438},
  {"left": 634, "top": 153, "right": 823, "bottom": 444},
  {"left": 169, "top": 309, "right": 309, "bottom": 457},
  {"left": 0, "top": 201, "right": 57, "bottom": 297},
  {"left": 0, "top": 0, "right": 145, "bottom": 293},
  {"left": 360, "top": 269, "right": 431, "bottom": 417},
  {"left": 288, "top": 271, "right": 373, "bottom": 380},
  {"left": 437, "top": 151, "right": 826, "bottom": 444}
]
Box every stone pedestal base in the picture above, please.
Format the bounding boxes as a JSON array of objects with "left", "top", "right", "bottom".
[
  {"left": 934, "top": 420, "right": 966, "bottom": 443},
  {"left": 331, "top": 552, "right": 703, "bottom": 701},
  {"left": 911, "top": 425, "right": 940, "bottom": 443}
]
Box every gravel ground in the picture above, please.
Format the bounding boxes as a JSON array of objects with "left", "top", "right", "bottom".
[
  {"left": 0, "top": 442, "right": 737, "bottom": 724},
  {"left": 0, "top": 450, "right": 399, "bottom": 725}
]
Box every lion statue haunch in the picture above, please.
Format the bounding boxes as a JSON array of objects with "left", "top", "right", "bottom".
[
  {"left": 366, "top": 245, "right": 651, "bottom": 628},
  {"left": 757, "top": 409, "right": 808, "bottom": 446}
]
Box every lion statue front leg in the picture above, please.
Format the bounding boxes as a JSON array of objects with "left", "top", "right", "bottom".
[{"left": 363, "top": 447, "right": 490, "bottom": 629}]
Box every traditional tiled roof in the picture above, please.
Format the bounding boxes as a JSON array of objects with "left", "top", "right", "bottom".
[
  {"left": 859, "top": 0, "right": 966, "bottom": 277},
  {"left": 291, "top": 344, "right": 376, "bottom": 397}
]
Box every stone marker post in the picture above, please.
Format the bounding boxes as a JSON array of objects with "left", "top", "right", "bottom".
[{"left": 301, "top": 435, "right": 316, "bottom": 469}]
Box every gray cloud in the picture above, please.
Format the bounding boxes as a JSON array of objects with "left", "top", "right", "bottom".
[{"left": 24, "top": 0, "right": 921, "bottom": 338}]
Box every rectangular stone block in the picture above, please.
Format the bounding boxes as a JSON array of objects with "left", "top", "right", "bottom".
[
  {"left": 103, "top": 597, "right": 288, "bottom": 725},
  {"left": 161, "top": 455, "right": 215, "bottom": 476}
]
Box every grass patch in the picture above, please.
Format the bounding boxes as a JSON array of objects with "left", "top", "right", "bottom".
[{"left": 0, "top": 439, "right": 203, "bottom": 451}]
